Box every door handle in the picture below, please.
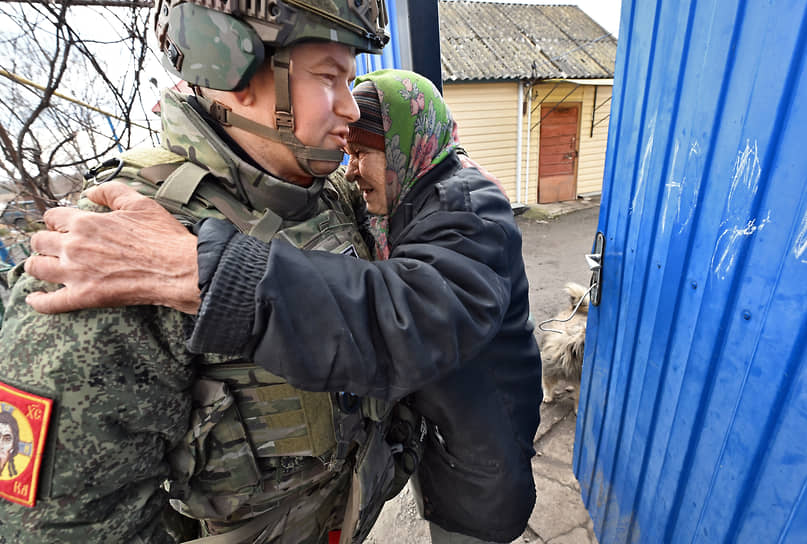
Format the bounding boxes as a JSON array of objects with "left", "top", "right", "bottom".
[{"left": 587, "top": 231, "right": 605, "bottom": 306}]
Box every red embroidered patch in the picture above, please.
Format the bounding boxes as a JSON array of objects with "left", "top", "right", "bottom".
[{"left": 0, "top": 381, "right": 53, "bottom": 507}]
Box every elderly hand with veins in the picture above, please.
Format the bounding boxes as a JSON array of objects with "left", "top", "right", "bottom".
[{"left": 24, "top": 182, "right": 201, "bottom": 315}]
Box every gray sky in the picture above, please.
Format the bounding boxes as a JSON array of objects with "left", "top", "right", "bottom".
[
  {"left": 481, "top": 0, "right": 621, "bottom": 36},
  {"left": 557, "top": 0, "right": 621, "bottom": 35}
]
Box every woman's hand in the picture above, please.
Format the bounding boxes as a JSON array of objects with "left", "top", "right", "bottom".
[{"left": 24, "top": 182, "right": 201, "bottom": 314}]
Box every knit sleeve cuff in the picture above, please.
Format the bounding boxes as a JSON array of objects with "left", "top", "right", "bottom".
[{"left": 187, "top": 231, "right": 271, "bottom": 355}]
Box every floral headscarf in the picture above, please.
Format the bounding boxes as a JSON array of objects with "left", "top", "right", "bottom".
[{"left": 352, "top": 69, "right": 460, "bottom": 259}]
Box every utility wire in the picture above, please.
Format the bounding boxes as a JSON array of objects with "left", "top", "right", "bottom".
[{"left": 0, "top": 68, "right": 159, "bottom": 134}]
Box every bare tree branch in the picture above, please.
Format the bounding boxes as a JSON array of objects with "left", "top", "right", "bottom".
[{"left": 0, "top": 1, "right": 153, "bottom": 213}]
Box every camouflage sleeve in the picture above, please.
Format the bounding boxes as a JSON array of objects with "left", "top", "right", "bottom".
[
  {"left": 328, "top": 168, "right": 375, "bottom": 255},
  {"left": 0, "top": 245, "right": 195, "bottom": 542}
]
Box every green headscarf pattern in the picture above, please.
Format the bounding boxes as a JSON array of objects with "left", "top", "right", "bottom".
[{"left": 353, "top": 69, "right": 459, "bottom": 258}]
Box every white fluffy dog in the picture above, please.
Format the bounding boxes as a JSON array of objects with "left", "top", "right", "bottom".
[{"left": 539, "top": 282, "right": 589, "bottom": 413}]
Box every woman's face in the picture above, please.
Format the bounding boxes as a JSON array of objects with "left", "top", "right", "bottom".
[{"left": 345, "top": 143, "right": 388, "bottom": 214}]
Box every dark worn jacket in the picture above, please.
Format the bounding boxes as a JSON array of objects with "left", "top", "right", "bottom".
[{"left": 190, "top": 151, "right": 543, "bottom": 542}]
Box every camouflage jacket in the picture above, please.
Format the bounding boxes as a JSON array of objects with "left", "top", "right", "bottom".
[{"left": 0, "top": 89, "right": 373, "bottom": 544}]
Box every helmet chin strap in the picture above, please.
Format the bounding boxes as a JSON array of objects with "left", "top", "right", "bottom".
[{"left": 197, "top": 47, "right": 344, "bottom": 178}]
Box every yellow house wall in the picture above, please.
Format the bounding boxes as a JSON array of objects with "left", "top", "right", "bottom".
[
  {"left": 577, "top": 85, "right": 612, "bottom": 196},
  {"left": 444, "top": 81, "right": 612, "bottom": 204},
  {"left": 443, "top": 82, "right": 520, "bottom": 201}
]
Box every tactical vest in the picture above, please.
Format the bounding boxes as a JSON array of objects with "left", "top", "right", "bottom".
[{"left": 87, "top": 148, "right": 417, "bottom": 544}]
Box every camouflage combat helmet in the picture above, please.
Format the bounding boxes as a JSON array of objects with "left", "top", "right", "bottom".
[{"left": 153, "top": 0, "right": 389, "bottom": 176}]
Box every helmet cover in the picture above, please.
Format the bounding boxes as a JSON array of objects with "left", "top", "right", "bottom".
[{"left": 154, "top": 0, "right": 389, "bottom": 91}]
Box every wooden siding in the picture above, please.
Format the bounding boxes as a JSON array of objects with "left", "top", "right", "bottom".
[
  {"left": 444, "top": 81, "right": 611, "bottom": 204},
  {"left": 443, "top": 82, "right": 519, "bottom": 201},
  {"left": 523, "top": 82, "right": 610, "bottom": 203},
  {"left": 578, "top": 85, "right": 611, "bottom": 195}
]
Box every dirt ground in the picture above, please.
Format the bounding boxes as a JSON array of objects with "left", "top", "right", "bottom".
[{"left": 365, "top": 205, "right": 601, "bottom": 544}]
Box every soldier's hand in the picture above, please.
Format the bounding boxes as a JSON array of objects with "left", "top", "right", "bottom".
[{"left": 24, "top": 182, "right": 201, "bottom": 314}]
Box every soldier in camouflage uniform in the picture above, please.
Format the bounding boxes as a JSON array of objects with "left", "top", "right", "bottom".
[{"left": 0, "top": 1, "right": 397, "bottom": 542}]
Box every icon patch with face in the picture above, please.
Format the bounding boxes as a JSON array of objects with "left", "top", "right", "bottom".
[{"left": 0, "top": 381, "right": 53, "bottom": 507}]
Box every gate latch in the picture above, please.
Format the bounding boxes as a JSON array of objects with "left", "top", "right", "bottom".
[
  {"left": 538, "top": 230, "right": 606, "bottom": 334},
  {"left": 586, "top": 231, "right": 605, "bottom": 306}
]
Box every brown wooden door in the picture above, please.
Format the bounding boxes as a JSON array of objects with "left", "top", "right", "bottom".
[{"left": 538, "top": 104, "right": 580, "bottom": 203}]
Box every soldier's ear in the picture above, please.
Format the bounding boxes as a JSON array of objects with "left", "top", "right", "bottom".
[
  {"left": 230, "top": 86, "right": 253, "bottom": 107},
  {"left": 232, "top": 61, "right": 274, "bottom": 109}
]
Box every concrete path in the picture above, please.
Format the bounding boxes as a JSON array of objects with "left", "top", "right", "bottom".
[{"left": 520, "top": 395, "right": 597, "bottom": 544}]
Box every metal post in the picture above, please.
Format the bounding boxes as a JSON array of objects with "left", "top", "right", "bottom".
[
  {"left": 106, "top": 116, "right": 123, "bottom": 153},
  {"left": 516, "top": 81, "right": 524, "bottom": 203},
  {"left": 405, "top": 0, "right": 442, "bottom": 93},
  {"left": 0, "top": 239, "right": 12, "bottom": 265}
]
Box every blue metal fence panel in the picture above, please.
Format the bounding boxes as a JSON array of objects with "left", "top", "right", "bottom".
[
  {"left": 355, "top": 0, "right": 402, "bottom": 79},
  {"left": 346, "top": 0, "right": 402, "bottom": 167},
  {"left": 573, "top": 1, "right": 807, "bottom": 543}
]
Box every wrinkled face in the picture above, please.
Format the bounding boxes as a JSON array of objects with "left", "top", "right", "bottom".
[
  {"left": 235, "top": 41, "right": 360, "bottom": 184},
  {"left": 0, "top": 423, "right": 12, "bottom": 465},
  {"left": 345, "top": 143, "right": 388, "bottom": 214}
]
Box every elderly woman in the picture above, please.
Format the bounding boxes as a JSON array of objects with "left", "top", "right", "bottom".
[
  {"left": 22, "top": 69, "right": 542, "bottom": 543},
  {"left": 333, "top": 70, "right": 542, "bottom": 543}
]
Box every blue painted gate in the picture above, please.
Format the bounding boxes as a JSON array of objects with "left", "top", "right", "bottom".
[
  {"left": 573, "top": 1, "right": 807, "bottom": 542},
  {"left": 355, "top": 0, "right": 404, "bottom": 78}
]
